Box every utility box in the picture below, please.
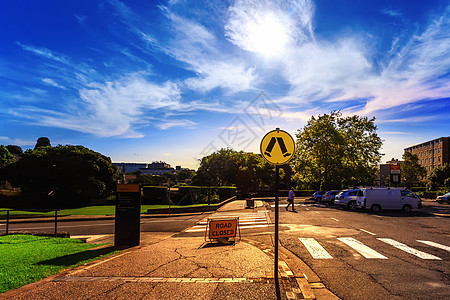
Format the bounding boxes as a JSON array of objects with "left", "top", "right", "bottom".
[{"left": 115, "top": 184, "right": 141, "bottom": 247}]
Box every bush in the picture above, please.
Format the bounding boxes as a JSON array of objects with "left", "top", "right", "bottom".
[
  {"left": 411, "top": 187, "right": 427, "bottom": 193},
  {"left": 142, "top": 186, "right": 167, "bottom": 204},
  {"left": 216, "top": 186, "right": 237, "bottom": 201}
]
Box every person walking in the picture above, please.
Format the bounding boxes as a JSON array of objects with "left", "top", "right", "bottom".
[{"left": 286, "top": 187, "right": 296, "bottom": 211}]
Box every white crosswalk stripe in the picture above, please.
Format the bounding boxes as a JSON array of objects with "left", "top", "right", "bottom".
[
  {"left": 299, "top": 238, "right": 333, "bottom": 259},
  {"left": 298, "top": 237, "right": 446, "bottom": 260},
  {"left": 338, "top": 237, "right": 387, "bottom": 259},
  {"left": 378, "top": 238, "right": 441, "bottom": 260},
  {"left": 417, "top": 240, "right": 450, "bottom": 252},
  {"left": 184, "top": 211, "right": 269, "bottom": 233}
]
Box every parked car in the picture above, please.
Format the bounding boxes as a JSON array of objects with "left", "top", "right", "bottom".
[
  {"left": 334, "top": 189, "right": 360, "bottom": 209},
  {"left": 436, "top": 192, "right": 450, "bottom": 204},
  {"left": 356, "top": 188, "right": 421, "bottom": 213},
  {"left": 312, "top": 191, "right": 325, "bottom": 201},
  {"left": 321, "top": 190, "right": 340, "bottom": 204}
]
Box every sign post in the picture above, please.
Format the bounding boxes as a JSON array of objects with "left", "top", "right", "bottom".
[
  {"left": 115, "top": 184, "right": 141, "bottom": 247},
  {"left": 390, "top": 165, "right": 401, "bottom": 187},
  {"left": 260, "top": 128, "right": 295, "bottom": 297}
]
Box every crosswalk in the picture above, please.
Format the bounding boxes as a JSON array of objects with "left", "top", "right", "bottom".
[
  {"left": 298, "top": 237, "right": 449, "bottom": 260},
  {"left": 184, "top": 211, "right": 269, "bottom": 233}
]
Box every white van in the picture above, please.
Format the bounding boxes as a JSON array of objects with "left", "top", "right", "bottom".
[{"left": 356, "top": 188, "right": 421, "bottom": 213}]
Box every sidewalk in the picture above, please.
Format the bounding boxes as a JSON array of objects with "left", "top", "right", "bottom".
[{"left": 1, "top": 200, "right": 339, "bottom": 300}]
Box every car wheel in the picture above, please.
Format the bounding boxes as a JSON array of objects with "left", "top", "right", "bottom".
[
  {"left": 371, "top": 204, "right": 381, "bottom": 213},
  {"left": 447, "top": 199, "right": 450, "bottom": 205},
  {"left": 437, "top": 200, "right": 443, "bottom": 204},
  {"left": 402, "top": 205, "right": 412, "bottom": 213},
  {"left": 348, "top": 201, "right": 356, "bottom": 210}
]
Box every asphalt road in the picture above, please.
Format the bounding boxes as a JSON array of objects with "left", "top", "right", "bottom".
[
  {"left": 274, "top": 198, "right": 450, "bottom": 300},
  {"left": 1, "top": 213, "right": 212, "bottom": 236}
]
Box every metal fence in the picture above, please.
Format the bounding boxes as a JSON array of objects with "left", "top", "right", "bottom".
[{"left": 0, "top": 209, "right": 60, "bottom": 237}]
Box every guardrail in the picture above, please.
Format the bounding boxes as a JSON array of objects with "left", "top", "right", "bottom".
[{"left": 0, "top": 209, "right": 61, "bottom": 237}]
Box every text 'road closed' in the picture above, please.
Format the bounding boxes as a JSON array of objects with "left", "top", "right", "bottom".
[{"left": 208, "top": 219, "right": 238, "bottom": 239}]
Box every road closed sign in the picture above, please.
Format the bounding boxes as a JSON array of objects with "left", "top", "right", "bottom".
[
  {"left": 260, "top": 128, "right": 295, "bottom": 165},
  {"left": 208, "top": 218, "right": 238, "bottom": 239}
]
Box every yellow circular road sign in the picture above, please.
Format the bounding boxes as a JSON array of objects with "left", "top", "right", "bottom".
[{"left": 260, "top": 128, "right": 295, "bottom": 165}]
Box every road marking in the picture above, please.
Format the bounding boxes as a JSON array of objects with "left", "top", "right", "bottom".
[
  {"left": 314, "top": 211, "right": 321, "bottom": 214},
  {"left": 299, "top": 238, "right": 333, "bottom": 259},
  {"left": 378, "top": 238, "right": 441, "bottom": 260},
  {"left": 359, "top": 229, "right": 376, "bottom": 236},
  {"left": 330, "top": 218, "right": 339, "bottom": 222},
  {"left": 338, "top": 238, "right": 387, "bottom": 259},
  {"left": 305, "top": 208, "right": 309, "bottom": 211},
  {"left": 417, "top": 240, "right": 450, "bottom": 252}
]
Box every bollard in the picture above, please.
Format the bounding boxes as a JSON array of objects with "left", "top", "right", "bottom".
[
  {"left": 54, "top": 210, "right": 58, "bottom": 237},
  {"left": 6, "top": 210, "right": 9, "bottom": 235}
]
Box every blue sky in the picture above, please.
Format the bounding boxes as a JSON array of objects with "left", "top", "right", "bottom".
[{"left": 1, "top": 0, "right": 449, "bottom": 169}]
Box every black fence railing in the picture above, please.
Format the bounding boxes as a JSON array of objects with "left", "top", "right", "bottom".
[{"left": 0, "top": 209, "right": 61, "bottom": 237}]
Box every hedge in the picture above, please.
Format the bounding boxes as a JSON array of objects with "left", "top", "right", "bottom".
[
  {"left": 176, "top": 186, "right": 236, "bottom": 205},
  {"left": 142, "top": 186, "right": 167, "bottom": 204}
]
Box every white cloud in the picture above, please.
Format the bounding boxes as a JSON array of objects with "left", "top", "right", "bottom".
[
  {"left": 185, "top": 62, "right": 256, "bottom": 93},
  {"left": 13, "top": 75, "right": 185, "bottom": 138},
  {"left": 17, "top": 42, "right": 70, "bottom": 65},
  {"left": 381, "top": 8, "right": 403, "bottom": 18},
  {"left": 42, "top": 78, "right": 66, "bottom": 89},
  {"left": 156, "top": 119, "right": 197, "bottom": 130}
]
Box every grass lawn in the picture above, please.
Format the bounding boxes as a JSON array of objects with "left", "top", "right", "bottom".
[
  {"left": 0, "top": 203, "right": 211, "bottom": 217},
  {"left": 0, "top": 234, "right": 118, "bottom": 294}
]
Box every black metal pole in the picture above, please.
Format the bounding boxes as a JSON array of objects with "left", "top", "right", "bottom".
[
  {"left": 54, "top": 210, "right": 57, "bottom": 238},
  {"left": 275, "top": 165, "right": 280, "bottom": 299},
  {"left": 6, "top": 210, "right": 9, "bottom": 235}
]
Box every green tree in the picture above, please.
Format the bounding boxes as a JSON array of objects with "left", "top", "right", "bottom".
[
  {"left": 6, "top": 145, "right": 23, "bottom": 155},
  {"left": 0, "top": 145, "right": 15, "bottom": 169},
  {"left": 177, "top": 169, "right": 196, "bottom": 181},
  {"left": 427, "top": 164, "right": 450, "bottom": 187},
  {"left": 194, "top": 148, "right": 278, "bottom": 192},
  {"left": 4, "top": 145, "right": 119, "bottom": 207},
  {"left": 293, "top": 111, "right": 383, "bottom": 190},
  {"left": 34, "top": 137, "right": 51, "bottom": 150},
  {"left": 401, "top": 152, "right": 427, "bottom": 189}
]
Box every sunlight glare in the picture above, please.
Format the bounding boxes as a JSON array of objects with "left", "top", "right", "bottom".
[{"left": 246, "top": 13, "right": 290, "bottom": 57}]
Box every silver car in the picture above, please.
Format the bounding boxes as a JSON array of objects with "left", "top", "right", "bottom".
[
  {"left": 334, "top": 189, "right": 359, "bottom": 209},
  {"left": 437, "top": 192, "right": 450, "bottom": 204}
]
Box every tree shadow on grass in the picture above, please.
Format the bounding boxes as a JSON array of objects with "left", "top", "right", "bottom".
[{"left": 37, "top": 246, "right": 118, "bottom": 267}]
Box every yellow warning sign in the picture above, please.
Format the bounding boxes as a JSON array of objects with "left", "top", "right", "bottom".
[{"left": 260, "top": 128, "right": 295, "bottom": 165}]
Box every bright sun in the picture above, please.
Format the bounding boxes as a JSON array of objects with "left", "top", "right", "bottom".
[{"left": 246, "top": 13, "right": 290, "bottom": 57}]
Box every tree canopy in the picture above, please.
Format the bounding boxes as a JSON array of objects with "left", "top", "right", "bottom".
[
  {"left": 0, "top": 145, "right": 15, "bottom": 169},
  {"left": 34, "top": 137, "right": 51, "bottom": 150},
  {"left": 401, "top": 152, "right": 427, "bottom": 188},
  {"left": 293, "top": 111, "right": 383, "bottom": 190},
  {"left": 5, "top": 145, "right": 23, "bottom": 155},
  {"left": 194, "top": 148, "right": 281, "bottom": 193},
  {"left": 4, "top": 145, "right": 119, "bottom": 207},
  {"left": 427, "top": 164, "right": 450, "bottom": 187}
]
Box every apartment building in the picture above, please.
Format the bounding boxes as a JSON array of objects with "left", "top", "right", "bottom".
[{"left": 404, "top": 137, "right": 450, "bottom": 173}]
